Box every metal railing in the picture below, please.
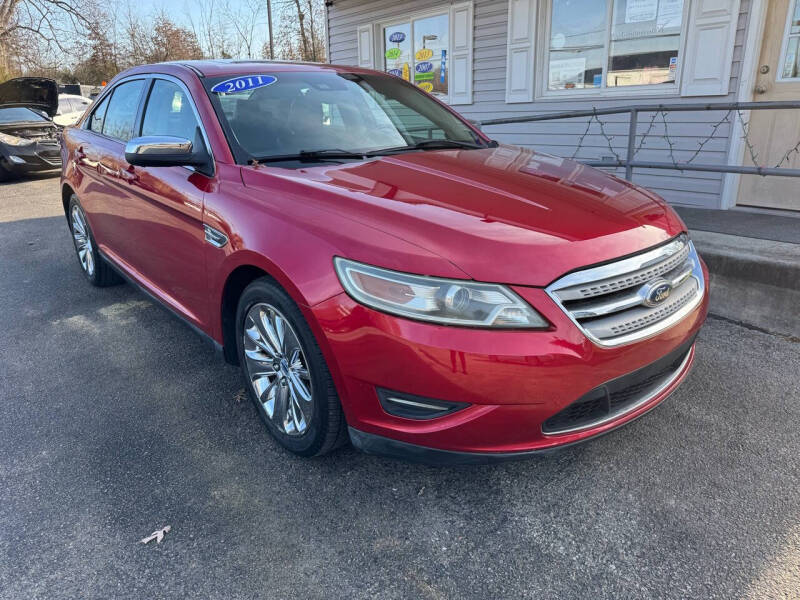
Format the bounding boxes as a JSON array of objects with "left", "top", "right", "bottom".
[{"left": 476, "top": 101, "right": 800, "bottom": 181}]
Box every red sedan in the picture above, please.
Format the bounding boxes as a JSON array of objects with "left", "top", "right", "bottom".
[{"left": 59, "top": 61, "right": 708, "bottom": 463}]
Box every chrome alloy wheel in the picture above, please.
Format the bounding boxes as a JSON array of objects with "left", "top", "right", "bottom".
[
  {"left": 70, "top": 205, "right": 95, "bottom": 277},
  {"left": 242, "top": 303, "right": 314, "bottom": 436}
]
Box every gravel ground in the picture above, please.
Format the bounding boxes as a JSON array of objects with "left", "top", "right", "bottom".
[{"left": 1, "top": 175, "right": 798, "bottom": 599}]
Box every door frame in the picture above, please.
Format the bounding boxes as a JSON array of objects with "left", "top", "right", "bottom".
[{"left": 721, "top": 0, "right": 768, "bottom": 209}]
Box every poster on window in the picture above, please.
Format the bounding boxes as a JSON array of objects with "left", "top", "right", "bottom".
[
  {"left": 657, "top": 0, "right": 683, "bottom": 29},
  {"left": 625, "top": 0, "right": 658, "bottom": 23},
  {"left": 549, "top": 57, "right": 586, "bottom": 89}
]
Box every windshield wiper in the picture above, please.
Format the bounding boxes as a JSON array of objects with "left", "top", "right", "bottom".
[
  {"left": 250, "top": 139, "right": 498, "bottom": 164},
  {"left": 251, "top": 149, "right": 369, "bottom": 164},
  {"left": 373, "top": 139, "right": 496, "bottom": 155}
]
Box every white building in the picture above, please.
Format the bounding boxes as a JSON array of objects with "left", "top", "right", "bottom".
[{"left": 325, "top": 0, "right": 800, "bottom": 213}]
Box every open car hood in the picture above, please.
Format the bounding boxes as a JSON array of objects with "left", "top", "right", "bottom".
[{"left": 0, "top": 77, "right": 58, "bottom": 117}]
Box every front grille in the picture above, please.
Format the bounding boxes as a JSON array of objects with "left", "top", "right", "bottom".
[
  {"left": 546, "top": 234, "right": 704, "bottom": 346},
  {"left": 542, "top": 336, "right": 695, "bottom": 435}
]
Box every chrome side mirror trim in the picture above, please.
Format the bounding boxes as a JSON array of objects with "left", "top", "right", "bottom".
[{"left": 125, "top": 136, "right": 193, "bottom": 156}]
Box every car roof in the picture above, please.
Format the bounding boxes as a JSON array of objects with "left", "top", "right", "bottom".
[{"left": 118, "top": 60, "right": 378, "bottom": 80}]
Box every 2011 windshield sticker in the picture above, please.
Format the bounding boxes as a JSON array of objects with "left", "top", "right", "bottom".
[{"left": 210, "top": 75, "right": 277, "bottom": 94}]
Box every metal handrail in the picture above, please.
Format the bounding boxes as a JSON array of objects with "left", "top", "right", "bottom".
[{"left": 476, "top": 100, "right": 800, "bottom": 180}]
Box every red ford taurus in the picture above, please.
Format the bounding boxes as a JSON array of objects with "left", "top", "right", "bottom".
[{"left": 60, "top": 61, "right": 708, "bottom": 463}]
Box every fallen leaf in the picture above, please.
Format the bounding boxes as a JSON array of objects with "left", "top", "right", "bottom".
[{"left": 140, "top": 525, "right": 171, "bottom": 544}]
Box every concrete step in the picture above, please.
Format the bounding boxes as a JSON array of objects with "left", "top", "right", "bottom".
[{"left": 690, "top": 230, "right": 800, "bottom": 338}]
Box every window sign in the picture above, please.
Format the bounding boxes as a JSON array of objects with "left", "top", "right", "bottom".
[
  {"left": 384, "top": 24, "right": 411, "bottom": 81},
  {"left": 657, "top": 0, "right": 683, "bottom": 29},
  {"left": 625, "top": 0, "right": 658, "bottom": 24},
  {"left": 548, "top": 0, "right": 606, "bottom": 90},
  {"left": 550, "top": 57, "right": 588, "bottom": 89},
  {"left": 413, "top": 14, "right": 449, "bottom": 98},
  {"left": 383, "top": 13, "right": 449, "bottom": 98},
  {"left": 547, "top": 0, "right": 686, "bottom": 92}
]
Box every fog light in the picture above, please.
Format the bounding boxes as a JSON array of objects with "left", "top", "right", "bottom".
[{"left": 377, "top": 388, "right": 468, "bottom": 420}]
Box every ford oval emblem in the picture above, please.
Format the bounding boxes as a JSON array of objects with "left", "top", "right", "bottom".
[
  {"left": 389, "top": 32, "right": 406, "bottom": 43},
  {"left": 415, "top": 61, "right": 434, "bottom": 74},
  {"left": 640, "top": 278, "right": 673, "bottom": 307}
]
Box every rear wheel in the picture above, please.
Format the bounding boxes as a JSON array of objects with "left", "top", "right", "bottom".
[
  {"left": 68, "top": 195, "right": 121, "bottom": 287},
  {"left": 236, "top": 278, "right": 347, "bottom": 456}
]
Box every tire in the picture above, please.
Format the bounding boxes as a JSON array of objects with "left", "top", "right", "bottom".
[
  {"left": 236, "top": 277, "right": 348, "bottom": 457},
  {"left": 0, "top": 163, "right": 13, "bottom": 183},
  {"left": 68, "top": 194, "right": 122, "bottom": 287}
]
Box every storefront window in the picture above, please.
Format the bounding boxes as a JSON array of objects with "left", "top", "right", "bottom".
[
  {"left": 383, "top": 13, "right": 449, "bottom": 98},
  {"left": 547, "top": 0, "right": 685, "bottom": 92},
  {"left": 780, "top": 0, "right": 800, "bottom": 79}
]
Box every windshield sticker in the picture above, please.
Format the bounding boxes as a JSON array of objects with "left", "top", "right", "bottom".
[{"left": 210, "top": 75, "right": 277, "bottom": 94}]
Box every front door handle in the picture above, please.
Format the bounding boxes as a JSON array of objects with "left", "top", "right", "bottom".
[
  {"left": 98, "top": 162, "right": 118, "bottom": 177},
  {"left": 75, "top": 146, "right": 98, "bottom": 168},
  {"left": 119, "top": 166, "right": 138, "bottom": 184}
]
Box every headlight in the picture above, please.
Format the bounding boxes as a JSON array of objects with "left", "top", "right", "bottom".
[
  {"left": 0, "top": 132, "right": 29, "bottom": 146},
  {"left": 334, "top": 257, "right": 548, "bottom": 329}
]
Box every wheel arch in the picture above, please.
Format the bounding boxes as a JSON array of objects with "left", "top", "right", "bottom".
[
  {"left": 217, "top": 251, "right": 335, "bottom": 365},
  {"left": 61, "top": 182, "right": 75, "bottom": 218},
  {"left": 220, "top": 263, "right": 275, "bottom": 365}
]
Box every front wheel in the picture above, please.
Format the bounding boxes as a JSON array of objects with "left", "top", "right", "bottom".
[{"left": 236, "top": 278, "right": 348, "bottom": 456}]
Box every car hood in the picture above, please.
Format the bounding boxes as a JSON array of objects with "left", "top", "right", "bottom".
[
  {"left": 244, "top": 145, "right": 686, "bottom": 286},
  {"left": 0, "top": 77, "right": 58, "bottom": 117}
]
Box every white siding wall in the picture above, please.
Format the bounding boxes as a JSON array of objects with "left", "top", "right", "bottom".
[{"left": 328, "top": 0, "right": 753, "bottom": 209}]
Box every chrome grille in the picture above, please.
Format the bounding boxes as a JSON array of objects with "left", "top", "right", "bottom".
[{"left": 546, "top": 235, "right": 705, "bottom": 346}]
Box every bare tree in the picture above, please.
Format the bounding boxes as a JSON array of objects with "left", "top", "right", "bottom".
[
  {"left": 223, "top": 0, "right": 265, "bottom": 59},
  {"left": 0, "top": 0, "right": 97, "bottom": 77},
  {"left": 269, "top": 0, "right": 325, "bottom": 62}
]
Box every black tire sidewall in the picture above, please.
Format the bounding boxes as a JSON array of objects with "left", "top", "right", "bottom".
[{"left": 235, "top": 278, "right": 335, "bottom": 456}]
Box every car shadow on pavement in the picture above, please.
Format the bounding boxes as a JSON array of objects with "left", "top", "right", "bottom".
[{"left": 1, "top": 212, "right": 798, "bottom": 599}]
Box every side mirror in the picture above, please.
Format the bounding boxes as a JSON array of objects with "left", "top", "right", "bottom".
[{"left": 125, "top": 130, "right": 212, "bottom": 174}]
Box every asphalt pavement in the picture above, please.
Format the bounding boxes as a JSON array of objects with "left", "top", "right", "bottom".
[{"left": 1, "top": 175, "right": 799, "bottom": 599}]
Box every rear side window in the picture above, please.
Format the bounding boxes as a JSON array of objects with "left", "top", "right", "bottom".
[
  {"left": 141, "top": 80, "right": 201, "bottom": 141},
  {"left": 88, "top": 96, "right": 109, "bottom": 131},
  {"left": 101, "top": 80, "right": 145, "bottom": 141}
]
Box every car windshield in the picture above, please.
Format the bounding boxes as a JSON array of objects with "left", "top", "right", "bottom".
[
  {"left": 0, "top": 106, "right": 49, "bottom": 124},
  {"left": 204, "top": 71, "right": 486, "bottom": 162}
]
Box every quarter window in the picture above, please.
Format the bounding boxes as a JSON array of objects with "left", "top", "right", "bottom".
[
  {"left": 141, "top": 80, "right": 201, "bottom": 141},
  {"left": 383, "top": 13, "right": 449, "bottom": 99},
  {"left": 101, "top": 80, "right": 145, "bottom": 141},
  {"left": 88, "top": 96, "right": 109, "bottom": 132},
  {"left": 547, "top": 0, "right": 685, "bottom": 92}
]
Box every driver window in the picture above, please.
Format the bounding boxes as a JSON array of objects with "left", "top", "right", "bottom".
[{"left": 141, "top": 80, "right": 201, "bottom": 141}]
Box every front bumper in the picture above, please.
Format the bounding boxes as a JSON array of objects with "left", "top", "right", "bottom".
[
  {"left": 311, "top": 261, "right": 709, "bottom": 461},
  {"left": 0, "top": 141, "right": 61, "bottom": 174}
]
